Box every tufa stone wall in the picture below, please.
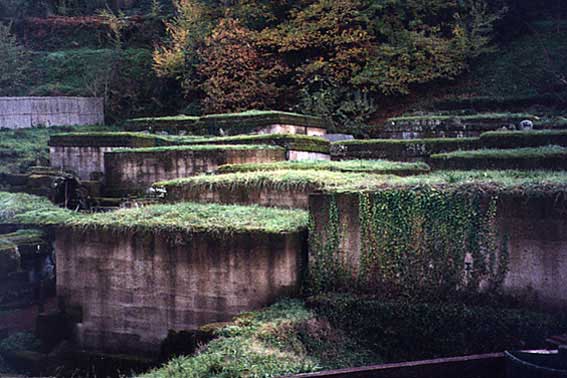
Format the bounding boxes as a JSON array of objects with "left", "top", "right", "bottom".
[
  {"left": 104, "top": 148, "right": 287, "bottom": 195},
  {"left": 50, "top": 146, "right": 115, "bottom": 181},
  {"left": 309, "top": 192, "right": 567, "bottom": 310},
  {"left": 163, "top": 185, "right": 311, "bottom": 209},
  {"left": 55, "top": 228, "right": 306, "bottom": 355},
  {"left": 0, "top": 97, "right": 104, "bottom": 129}
]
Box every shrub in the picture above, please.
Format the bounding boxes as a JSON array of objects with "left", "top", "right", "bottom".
[
  {"left": 0, "top": 23, "right": 29, "bottom": 96},
  {"left": 308, "top": 294, "right": 567, "bottom": 362}
]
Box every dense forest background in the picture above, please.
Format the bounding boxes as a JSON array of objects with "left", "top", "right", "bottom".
[{"left": 0, "top": 0, "right": 566, "bottom": 135}]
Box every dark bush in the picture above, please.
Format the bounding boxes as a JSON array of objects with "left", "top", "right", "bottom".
[{"left": 307, "top": 294, "right": 566, "bottom": 362}]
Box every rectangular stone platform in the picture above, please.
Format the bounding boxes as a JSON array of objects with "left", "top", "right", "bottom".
[
  {"left": 104, "top": 145, "right": 287, "bottom": 196},
  {"left": 309, "top": 187, "right": 567, "bottom": 310},
  {"left": 49, "top": 132, "right": 174, "bottom": 180},
  {"left": 55, "top": 203, "right": 308, "bottom": 355},
  {"left": 125, "top": 110, "right": 327, "bottom": 136}
]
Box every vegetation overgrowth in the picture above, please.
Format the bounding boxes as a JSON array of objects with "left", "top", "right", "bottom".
[
  {"left": 111, "top": 144, "right": 284, "bottom": 154},
  {"left": 143, "top": 299, "right": 380, "bottom": 378},
  {"left": 432, "top": 145, "right": 567, "bottom": 160},
  {"left": 156, "top": 170, "right": 398, "bottom": 194},
  {"left": 309, "top": 294, "right": 567, "bottom": 362},
  {"left": 66, "top": 202, "right": 308, "bottom": 235},
  {"left": 0, "top": 192, "right": 78, "bottom": 225},
  {"left": 217, "top": 160, "right": 430, "bottom": 175}
]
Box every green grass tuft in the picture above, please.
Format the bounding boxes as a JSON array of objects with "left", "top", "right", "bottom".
[
  {"left": 432, "top": 146, "right": 567, "bottom": 160},
  {"left": 111, "top": 144, "right": 285, "bottom": 154},
  {"left": 0, "top": 125, "right": 117, "bottom": 174},
  {"left": 143, "top": 299, "right": 380, "bottom": 378},
  {"left": 0, "top": 192, "right": 79, "bottom": 226},
  {"left": 156, "top": 170, "right": 397, "bottom": 194},
  {"left": 66, "top": 202, "right": 308, "bottom": 235},
  {"left": 217, "top": 160, "right": 430, "bottom": 175}
]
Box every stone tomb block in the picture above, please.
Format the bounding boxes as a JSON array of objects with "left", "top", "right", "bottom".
[
  {"left": 56, "top": 227, "right": 306, "bottom": 355},
  {"left": 103, "top": 145, "right": 287, "bottom": 195}
]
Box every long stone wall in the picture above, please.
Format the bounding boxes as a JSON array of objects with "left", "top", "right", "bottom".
[
  {"left": 163, "top": 185, "right": 311, "bottom": 209},
  {"left": 0, "top": 97, "right": 104, "bottom": 129},
  {"left": 55, "top": 228, "right": 305, "bottom": 355},
  {"left": 309, "top": 192, "right": 567, "bottom": 310},
  {"left": 104, "top": 148, "right": 287, "bottom": 195}
]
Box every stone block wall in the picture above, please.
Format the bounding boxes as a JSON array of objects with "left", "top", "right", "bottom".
[
  {"left": 55, "top": 228, "right": 306, "bottom": 355},
  {"left": 163, "top": 185, "right": 311, "bottom": 209},
  {"left": 50, "top": 146, "right": 114, "bottom": 180},
  {"left": 309, "top": 192, "right": 567, "bottom": 310},
  {"left": 0, "top": 97, "right": 104, "bottom": 129},
  {"left": 104, "top": 148, "right": 287, "bottom": 195}
]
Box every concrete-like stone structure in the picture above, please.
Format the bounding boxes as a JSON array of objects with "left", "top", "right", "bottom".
[
  {"left": 125, "top": 111, "right": 328, "bottom": 137},
  {"left": 164, "top": 185, "right": 311, "bottom": 209},
  {"left": 379, "top": 115, "right": 535, "bottom": 139},
  {"left": 309, "top": 191, "right": 567, "bottom": 310},
  {"left": 49, "top": 133, "right": 172, "bottom": 180},
  {"left": 0, "top": 97, "right": 104, "bottom": 129},
  {"left": 104, "top": 146, "right": 287, "bottom": 195},
  {"left": 55, "top": 228, "right": 306, "bottom": 355}
]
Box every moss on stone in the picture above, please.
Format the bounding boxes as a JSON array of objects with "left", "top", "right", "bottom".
[
  {"left": 217, "top": 159, "right": 429, "bottom": 176},
  {"left": 66, "top": 202, "right": 308, "bottom": 235},
  {"left": 0, "top": 192, "right": 79, "bottom": 226},
  {"left": 186, "top": 134, "right": 330, "bottom": 154},
  {"left": 126, "top": 110, "right": 326, "bottom": 135}
]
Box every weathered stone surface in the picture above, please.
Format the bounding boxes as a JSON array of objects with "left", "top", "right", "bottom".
[
  {"left": 309, "top": 192, "right": 567, "bottom": 310},
  {"left": 55, "top": 228, "right": 306, "bottom": 355},
  {"left": 164, "top": 185, "right": 310, "bottom": 209},
  {"left": 0, "top": 97, "right": 104, "bottom": 129},
  {"left": 104, "top": 148, "right": 287, "bottom": 195},
  {"left": 50, "top": 146, "right": 114, "bottom": 181}
]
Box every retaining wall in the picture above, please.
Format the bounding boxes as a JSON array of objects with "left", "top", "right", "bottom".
[
  {"left": 55, "top": 228, "right": 305, "bottom": 355},
  {"left": 163, "top": 185, "right": 311, "bottom": 209},
  {"left": 0, "top": 97, "right": 104, "bottom": 129},
  {"left": 309, "top": 192, "right": 567, "bottom": 310},
  {"left": 104, "top": 148, "right": 287, "bottom": 195},
  {"left": 378, "top": 116, "right": 532, "bottom": 139},
  {"left": 50, "top": 147, "right": 114, "bottom": 180}
]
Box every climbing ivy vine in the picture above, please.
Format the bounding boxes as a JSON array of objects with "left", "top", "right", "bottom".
[{"left": 308, "top": 187, "right": 509, "bottom": 300}]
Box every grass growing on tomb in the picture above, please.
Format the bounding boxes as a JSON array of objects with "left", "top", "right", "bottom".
[
  {"left": 157, "top": 170, "right": 402, "bottom": 193},
  {"left": 0, "top": 192, "right": 79, "bottom": 225},
  {"left": 67, "top": 202, "right": 308, "bottom": 234},
  {"left": 143, "top": 299, "right": 380, "bottom": 378},
  {"left": 432, "top": 146, "right": 567, "bottom": 160},
  {"left": 158, "top": 170, "right": 567, "bottom": 194},
  {"left": 335, "top": 137, "right": 478, "bottom": 146},
  {"left": 387, "top": 112, "right": 536, "bottom": 122},
  {"left": 0, "top": 229, "right": 46, "bottom": 251},
  {"left": 217, "top": 160, "right": 430, "bottom": 174},
  {"left": 111, "top": 144, "right": 285, "bottom": 154}
]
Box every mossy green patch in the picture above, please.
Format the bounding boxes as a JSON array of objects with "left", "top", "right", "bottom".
[
  {"left": 111, "top": 144, "right": 285, "bottom": 154},
  {"left": 217, "top": 159, "right": 430, "bottom": 175},
  {"left": 432, "top": 146, "right": 567, "bottom": 160},
  {"left": 0, "top": 192, "right": 79, "bottom": 226},
  {"left": 143, "top": 299, "right": 379, "bottom": 378},
  {"left": 186, "top": 134, "right": 330, "bottom": 154},
  {"left": 388, "top": 112, "right": 535, "bottom": 123},
  {"left": 125, "top": 111, "right": 326, "bottom": 136},
  {"left": 0, "top": 124, "right": 117, "bottom": 174},
  {"left": 66, "top": 202, "right": 308, "bottom": 235},
  {"left": 157, "top": 170, "right": 415, "bottom": 194},
  {"left": 0, "top": 230, "right": 46, "bottom": 251}
]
